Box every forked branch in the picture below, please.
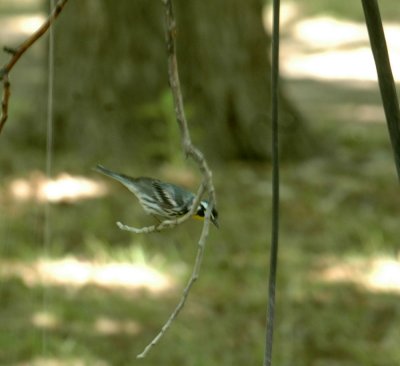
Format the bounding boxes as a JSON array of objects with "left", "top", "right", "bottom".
[{"left": 136, "top": 0, "right": 217, "bottom": 358}]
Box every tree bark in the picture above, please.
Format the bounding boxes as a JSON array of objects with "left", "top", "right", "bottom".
[{"left": 53, "top": 0, "right": 308, "bottom": 161}]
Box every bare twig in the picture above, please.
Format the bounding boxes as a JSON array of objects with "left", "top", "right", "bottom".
[
  {"left": 162, "top": 0, "right": 216, "bottom": 204},
  {"left": 0, "top": 0, "right": 69, "bottom": 134},
  {"left": 137, "top": 203, "right": 212, "bottom": 359},
  {"left": 1, "top": 74, "right": 10, "bottom": 130},
  {"left": 137, "top": 0, "right": 217, "bottom": 358},
  {"left": 117, "top": 183, "right": 205, "bottom": 233}
]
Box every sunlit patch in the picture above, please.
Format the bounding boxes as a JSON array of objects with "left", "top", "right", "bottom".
[
  {"left": 284, "top": 18, "right": 400, "bottom": 81},
  {"left": 0, "top": 257, "right": 174, "bottom": 294},
  {"left": 31, "top": 312, "right": 141, "bottom": 337},
  {"left": 16, "top": 357, "right": 108, "bottom": 366},
  {"left": 291, "top": 17, "right": 367, "bottom": 49},
  {"left": 367, "top": 259, "right": 400, "bottom": 292},
  {"left": 18, "top": 14, "right": 45, "bottom": 34},
  {"left": 0, "top": 14, "right": 46, "bottom": 43},
  {"left": 38, "top": 174, "right": 107, "bottom": 203},
  {"left": 8, "top": 172, "right": 107, "bottom": 203},
  {"left": 332, "top": 103, "right": 384, "bottom": 124},
  {"left": 263, "top": 9, "right": 400, "bottom": 81},
  {"left": 316, "top": 257, "right": 400, "bottom": 293},
  {"left": 9, "top": 178, "right": 32, "bottom": 200},
  {"left": 283, "top": 47, "right": 384, "bottom": 81},
  {"left": 263, "top": 1, "right": 300, "bottom": 30},
  {"left": 31, "top": 311, "right": 59, "bottom": 329},
  {"left": 94, "top": 316, "right": 141, "bottom": 336}
]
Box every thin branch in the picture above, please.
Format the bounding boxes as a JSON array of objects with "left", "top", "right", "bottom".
[
  {"left": 137, "top": 0, "right": 216, "bottom": 358},
  {"left": 264, "top": 0, "right": 281, "bottom": 365},
  {"left": 361, "top": 0, "right": 400, "bottom": 181},
  {"left": 117, "top": 183, "right": 205, "bottom": 234},
  {"left": 162, "top": 0, "right": 216, "bottom": 205},
  {"left": 0, "top": 0, "right": 69, "bottom": 134},
  {"left": 137, "top": 203, "right": 213, "bottom": 359},
  {"left": 1, "top": 74, "right": 10, "bottom": 130}
]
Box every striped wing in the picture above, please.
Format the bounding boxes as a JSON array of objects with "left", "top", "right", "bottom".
[{"left": 150, "top": 180, "right": 194, "bottom": 217}]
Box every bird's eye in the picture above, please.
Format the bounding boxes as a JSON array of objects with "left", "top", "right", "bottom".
[{"left": 196, "top": 206, "right": 205, "bottom": 217}]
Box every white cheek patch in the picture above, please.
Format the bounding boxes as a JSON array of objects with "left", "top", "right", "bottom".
[{"left": 196, "top": 201, "right": 208, "bottom": 217}]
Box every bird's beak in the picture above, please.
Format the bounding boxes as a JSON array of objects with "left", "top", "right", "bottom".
[{"left": 193, "top": 214, "right": 219, "bottom": 228}]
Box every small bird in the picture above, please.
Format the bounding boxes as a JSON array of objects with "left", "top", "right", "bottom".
[{"left": 95, "top": 164, "right": 219, "bottom": 228}]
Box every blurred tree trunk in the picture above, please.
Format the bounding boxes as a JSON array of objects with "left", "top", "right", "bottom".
[{"left": 53, "top": 0, "right": 309, "bottom": 163}]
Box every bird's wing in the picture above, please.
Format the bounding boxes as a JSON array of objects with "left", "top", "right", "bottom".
[{"left": 152, "top": 180, "right": 178, "bottom": 209}]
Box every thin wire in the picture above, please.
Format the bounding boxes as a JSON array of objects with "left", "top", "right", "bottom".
[
  {"left": 42, "top": 0, "right": 55, "bottom": 355},
  {"left": 264, "top": 0, "right": 280, "bottom": 365}
]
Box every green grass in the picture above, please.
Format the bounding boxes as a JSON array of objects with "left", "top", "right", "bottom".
[{"left": 2, "top": 113, "right": 400, "bottom": 365}]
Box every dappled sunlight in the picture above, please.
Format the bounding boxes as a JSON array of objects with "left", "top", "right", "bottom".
[
  {"left": 31, "top": 310, "right": 59, "bottom": 330},
  {"left": 292, "top": 17, "right": 367, "bottom": 49},
  {"left": 0, "top": 257, "right": 175, "bottom": 294},
  {"left": 324, "top": 103, "right": 384, "bottom": 124},
  {"left": 264, "top": 4, "right": 400, "bottom": 81},
  {"left": 283, "top": 46, "right": 391, "bottom": 81},
  {"left": 38, "top": 174, "right": 107, "bottom": 203},
  {"left": 0, "top": 14, "right": 45, "bottom": 43},
  {"left": 367, "top": 259, "right": 400, "bottom": 292},
  {"left": 284, "top": 18, "right": 400, "bottom": 81},
  {"left": 8, "top": 172, "right": 107, "bottom": 203},
  {"left": 94, "top": 316, "right": 141, "bottom": 336},
  {"left": 316, "top": 256, "right": 400, "bottom": 293},
  {"left": 30, "top": 310, "right": 141, "bottom": 336},
  {"left": 16, "top": 357, "right": 108, "bottom": 366}
]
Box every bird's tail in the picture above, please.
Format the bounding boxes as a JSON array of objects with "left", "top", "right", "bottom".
[
  {"left": 94, "top": 164, "right": 119, "bottom": 178},
  {"left": 94, "top": 164, "right": 135, "bottom": 185}
]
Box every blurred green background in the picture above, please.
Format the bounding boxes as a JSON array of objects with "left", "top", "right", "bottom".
[{"left": 1, "top": 0, "right": 400, "bottom": 365}]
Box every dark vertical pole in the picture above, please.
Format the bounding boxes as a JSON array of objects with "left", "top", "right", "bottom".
[
  {"left": 264, "top": 0, "right": 280, "bottom": 365},
  {"left": 361, "top": 0, "right": 400, "bottom": 180}
]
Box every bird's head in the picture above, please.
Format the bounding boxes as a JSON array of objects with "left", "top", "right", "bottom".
[{"left": 194, "top": 200, "right": 219, "bottom": 228}]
